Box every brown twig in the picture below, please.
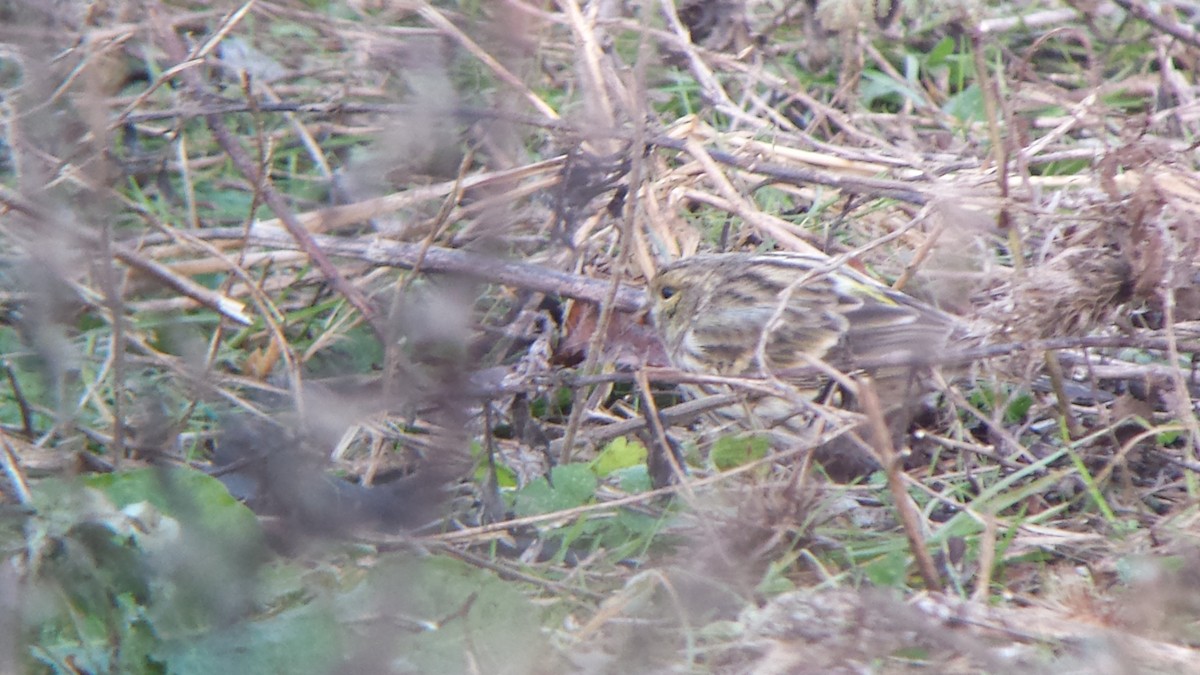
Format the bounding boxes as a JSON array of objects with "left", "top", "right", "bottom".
[
  {"left": 113, "top": 245, "right": 252, "bottom": 325},
  {"left": 175, "top": 225, "right": 647, "bottom": 312},
  {"left": 545, "top": 392, "right": 742, "bottom": 457},
  {"left": 125, "top": 99, "right": 936, "bottom": 207},
  {"left": 857, "top": 376, "right": 943, "bottom": 590},
  {"left": 127, "top": 224, "right": 1200, "bottom": 362},
  {"left": 971, "top": 514, "right": 998, "bottom": 603},
  {"left": 1112, "top": 0, "right": 1200, "bottom": 49},
  {"left": 0, "top": 431, "right": 32, "bottom": 505},
  {"left": 635, "top": 370, "right": 693, "bottom": 494},
  {"left": 150, "top": 10, "right": 382, "bottom": 338},
  {"left": 660, "top": 134, "right": 931, "bottom": 206}
]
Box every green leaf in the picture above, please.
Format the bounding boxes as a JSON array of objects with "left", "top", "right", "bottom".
[
  {"left": 25, "top": 469, "right": 271, "bottom": 672},
  {"left": 864, "top": 550, "right": 910, "bottom": 587},
  {"left": 513, "top": 464, "right": 598, "bottom": 517},
  {"left": 861, "top": 70, "right": 927, "bottom": 109},
  {"left": 332, "top": 556, "right": 549, "bottom": 675},
  {"left": 756, "top": 553, "right": 799, "bottom": 596},
  {"left": 711, "top": 435, "right": 769, "bottom": 471},
  {"left": 82, "top": 467, "right": 263, "bottom": 553},
  {"left": 590, "top": 437, "right": 647, "bottom": 476},
  {"left": 926, "top": 36, "right": 956, "bottom": 68},
  {"left": 154, "top": 603, "right": 340, "bottom": 675},
  {"left": 476, "top": 461, "right": 518, "bottom": 489},
  {"left": 1157, "top": 428, "right": 1181, "bottom": 445},
  {"left": 943, "top": 83, "right": 984, "bottom": 122},
  {"left": 1004, "top": 393, "right": 1034, "bottom": 424},
  {"left": 471, "top": 442, "right": 519, "bottom": 489},
  {"left": 615, "top": 465, "right": 652, "bottom": 493}
]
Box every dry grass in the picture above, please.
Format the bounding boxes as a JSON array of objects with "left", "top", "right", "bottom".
[{"left": 3, "top": 0, "right": 1200, "bottom": 671}]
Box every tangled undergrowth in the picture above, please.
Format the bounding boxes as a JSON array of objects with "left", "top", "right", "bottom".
[{"left": 2, "top": 0, "right": 1200, "bottom": 672}]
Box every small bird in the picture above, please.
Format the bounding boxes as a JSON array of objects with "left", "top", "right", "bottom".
[{"left": 648, "top": 252, "right": 964, "bottom": 438}]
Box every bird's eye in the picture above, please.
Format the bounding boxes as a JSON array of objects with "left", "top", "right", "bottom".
[{"left": 659, "top": 286, "right": 678, "bottom": 300}]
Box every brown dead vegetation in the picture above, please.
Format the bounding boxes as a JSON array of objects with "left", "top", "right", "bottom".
[{"left": 3, "top": 0, "right": 1200, "bottom": 671}]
